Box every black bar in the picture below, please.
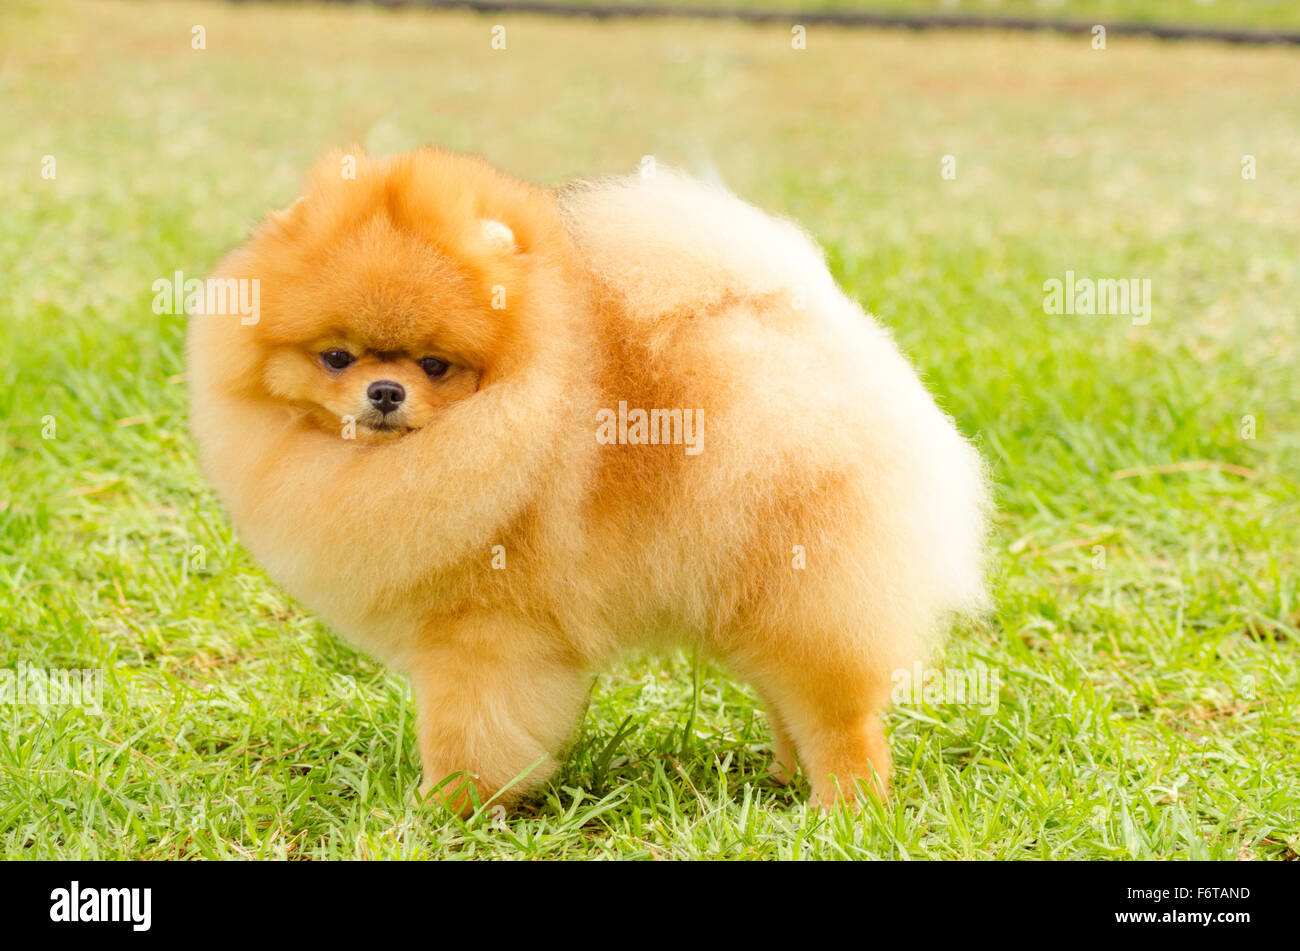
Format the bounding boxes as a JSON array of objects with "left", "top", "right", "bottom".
[{"left": 0, "top": 860, "right": 1282, "bottom": 938}]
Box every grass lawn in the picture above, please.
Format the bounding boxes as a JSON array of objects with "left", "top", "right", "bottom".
[{"left": 1, "top": 0, "right": 1298, "bottom": 859}]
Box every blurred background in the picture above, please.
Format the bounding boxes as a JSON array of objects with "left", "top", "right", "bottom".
[{"left": 1, "top": 0, "right": 1296, "bottom": 858}]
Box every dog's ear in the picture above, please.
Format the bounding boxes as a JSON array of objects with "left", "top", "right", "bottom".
[
  {"left": 268, "top": 196, "right": 304, "bottom": 228},
  {"left": 480, "top": 219, "right": 517, "bottom": 253}
]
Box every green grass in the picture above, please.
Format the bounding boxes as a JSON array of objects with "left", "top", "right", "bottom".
[{"left": 1, "top": 0, "right": 1298, "bottom": 859}]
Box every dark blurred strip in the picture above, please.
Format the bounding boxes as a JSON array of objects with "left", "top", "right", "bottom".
[{"left": 333, "top": 0, "right": 1300, "bottom": 45}]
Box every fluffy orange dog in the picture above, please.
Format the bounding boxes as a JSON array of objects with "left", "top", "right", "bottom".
[{"left": 188, "top": 148, "right": 989, "bottom": 812}]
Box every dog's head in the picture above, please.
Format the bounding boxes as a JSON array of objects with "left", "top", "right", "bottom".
[{"left": 191, "top": 147, "right": 567, "bottom": 442}]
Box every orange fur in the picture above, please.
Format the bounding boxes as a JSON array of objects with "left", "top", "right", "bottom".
[{"left": 188, "top": 147, "right": 990, "bottom": 813}]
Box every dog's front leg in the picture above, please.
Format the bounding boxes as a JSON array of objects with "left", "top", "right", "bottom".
[{"left": 409, "top": 616, "right": 589, "bottom": 817}]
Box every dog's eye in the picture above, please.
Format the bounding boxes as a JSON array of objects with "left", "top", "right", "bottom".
[
  {"left": 322, "top": 349, "right": 354, "bottom": 370},
  {"left": 418, "top": 357, "right": 450, "bottom": 379}
]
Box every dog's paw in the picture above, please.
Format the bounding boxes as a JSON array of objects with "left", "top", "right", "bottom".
[{"left": 769, "top": 759, "right": 794, "bottom": 786}]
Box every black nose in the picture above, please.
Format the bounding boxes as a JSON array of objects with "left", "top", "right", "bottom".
[{"left": 367, "top": 380, "right": 406, "bottom": 413}]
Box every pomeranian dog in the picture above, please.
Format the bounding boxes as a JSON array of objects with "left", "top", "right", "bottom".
[{"left": 188, "top": 147, "right": 988, "bottom": 813}]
